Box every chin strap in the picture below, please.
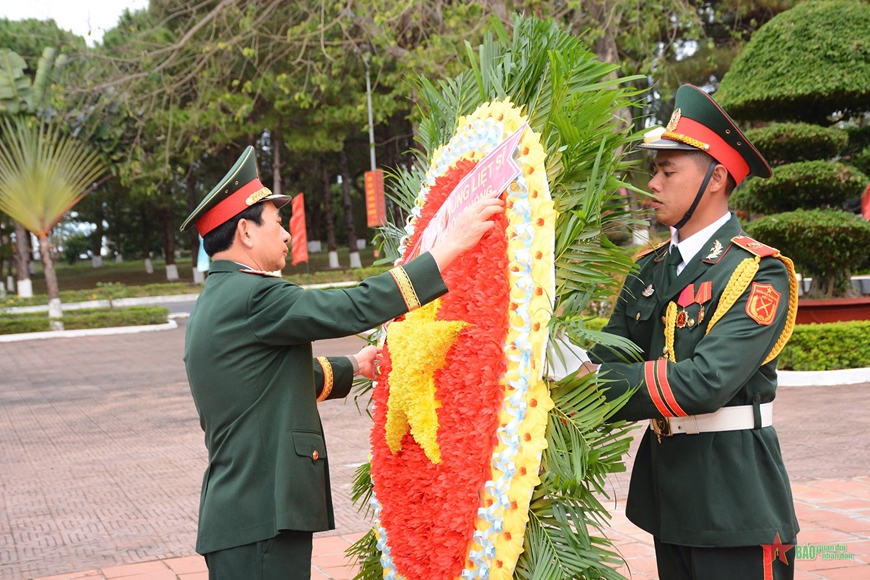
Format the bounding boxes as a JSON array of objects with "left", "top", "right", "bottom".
[{"left": 674, "top": 160, "right": 717, "bottom": 230}]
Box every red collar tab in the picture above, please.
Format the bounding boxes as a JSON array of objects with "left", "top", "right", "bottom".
[{"left": 195, "top": 179, "right": 269, "bottom": 237}]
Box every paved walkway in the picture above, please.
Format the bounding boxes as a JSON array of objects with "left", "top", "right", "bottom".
[{"left": 1, "top": 320, "right": 868, "bottom": 579}]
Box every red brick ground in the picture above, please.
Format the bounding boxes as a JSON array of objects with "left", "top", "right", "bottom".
[{"left": 2, "top": 320, "right": 868, "bottom": 579}]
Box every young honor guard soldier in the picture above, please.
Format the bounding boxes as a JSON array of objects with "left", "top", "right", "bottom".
[
  {"left": 581, "top": 85, "right": 800, "bottom": 579},
  {"left": 180, "top": 146, "right": 503, "bottom": 579}
]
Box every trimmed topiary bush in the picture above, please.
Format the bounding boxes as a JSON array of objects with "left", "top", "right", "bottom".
[
  {"left": 729, "top": 185, "right": 769, "bottom": 215},
  {"left": 716, "top": 0, "right": 870, "bottom": 123},
  {"left": 743, "top": 123, "right": 848, "bottom": 166},
  {"left": 849, "top": 147, "right": 870, "bottom": 177},
  {"left": 739, "top": 160, "right": 868, "bottom": 214},
  {"left": 746, "top": 209, "right": 870, "bottom": 297},
  {"left": 779, "top": 321, "right": 870, "bottom": 370}
]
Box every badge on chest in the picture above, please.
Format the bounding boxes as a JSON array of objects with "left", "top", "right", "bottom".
[{"left": 675, "top": 281, "right": 713, "bottom": 329}]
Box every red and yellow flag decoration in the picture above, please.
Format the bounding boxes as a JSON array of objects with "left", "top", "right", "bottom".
[
  {"left": 365, "top": 169, "right": 387, "bottom": 227},
  {"left": 290, "top": 193, "right": 308, "bottom": 266},
  {"left": 369, "top": 99, "right": 556, "bottom": 580}
]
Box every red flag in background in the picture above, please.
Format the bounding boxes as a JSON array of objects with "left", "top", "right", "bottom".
[{"left": 290, "top": 193, "right": 309, "bottom": 265}]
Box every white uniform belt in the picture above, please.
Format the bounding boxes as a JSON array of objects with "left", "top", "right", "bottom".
[{"left": 650, "top": 403, "right": 773, "bottom": 436}]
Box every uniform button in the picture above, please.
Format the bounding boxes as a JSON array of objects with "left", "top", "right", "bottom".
[
  {"left": 753, "top": 394, "right": 761, "bottom": 403},
  {"left": 636, "top": 312, "right": 641, "bottom": 320},
  {"left": 312, "top": 450, "right": 319, "bottom": 461}
]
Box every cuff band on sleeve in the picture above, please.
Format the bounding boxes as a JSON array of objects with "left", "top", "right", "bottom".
[
  {"left": 316, "top": 357, "right": 334, "bottom": 402},
  {"left": 389, "top": 266, "right": 421, "bottom": 311}
]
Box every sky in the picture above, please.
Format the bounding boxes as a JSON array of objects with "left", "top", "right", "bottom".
[{"left": 0, "top": 0, "right": 150, "bottom": 46}]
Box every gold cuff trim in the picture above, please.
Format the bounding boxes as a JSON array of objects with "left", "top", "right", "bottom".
[
  {"left": 662, "top": 131, "right": 710, "bottom": 151},
  {"left": 245, "top": 187, "right": 272, "bottom": 206},
  {"left": 316, "top": 357, "right": 333, "bottom": 402},
  {"left": 389, "top": 266, "right": 421, "bottom": 311}
]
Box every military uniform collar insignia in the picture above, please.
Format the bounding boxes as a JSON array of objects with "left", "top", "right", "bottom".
[{"left": 704, "top": 239, "right": 723, "bottom": 260}]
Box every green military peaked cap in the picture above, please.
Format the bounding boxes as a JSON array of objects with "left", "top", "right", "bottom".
[
  {"left": 180, "top": 146, "right": 291, "bottom": 236},
  {"left": 639, "top": 84, "right": 772, "bottom": 185}
]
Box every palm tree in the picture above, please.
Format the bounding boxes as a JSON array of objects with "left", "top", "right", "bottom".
[{"left": 0, "top": 116, "right": 106, "bottom": 329}]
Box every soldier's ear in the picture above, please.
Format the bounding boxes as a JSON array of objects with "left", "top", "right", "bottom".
[
  {"left": 237, "top": 219, "right": 256, "bottom": 249},
  {"left": 709, "top": 164, "right": 730, "bottom": 195}
]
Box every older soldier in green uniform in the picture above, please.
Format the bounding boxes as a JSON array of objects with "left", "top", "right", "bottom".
[
  {"left": 581, "top": 85, "right": 800, "bottom": 579},
  {"left": 180, "top": 146, "right": 503, "bottom": 579}
]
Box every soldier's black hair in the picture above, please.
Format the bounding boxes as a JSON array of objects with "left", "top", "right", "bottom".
[
  {"left": 202, "top": 203, "right": 265, "bottom": 256},
  {"left": 684, "top": 149, "right": 737, "bottom": 195}
]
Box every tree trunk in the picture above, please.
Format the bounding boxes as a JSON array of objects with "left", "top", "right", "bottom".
[
  {"left": 142, "top": 203, "right": 154, "bottom": 274},
  {"left": 91, "top": 200, "right": 104, "bottom": 268},
  {"left": 186, "top": 170, "right": 200, "bottom": 270},
  {"left": 38, "top": 234, "right": 63, "bottom": 330},
  {"left": 322, "top": 164, "right": 339, "bottom": 268},
  {"left": 160, "top": 191, "right": 179, "bottom": 281},
  {"left": 13, "top": 221, "right": 32, "bottom": 297},
  {"left": 272, "top": 129, "right": 283, "bottom": 197},
  {"left": 339, "top": 147, "right": 361, "bottom": 269}
]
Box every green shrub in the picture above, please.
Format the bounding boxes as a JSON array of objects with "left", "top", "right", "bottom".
[
  {"left": 740, "top": 160, "right": 868, "bottom": 213},
  {"left": 845, "top": 125, "right": 870, "bottom": 157},
  {"left": 729, "top": 184, "right": 769, "bottom": 215},
  {"left": 779, "top": 321, "right": 870, "bottom": 370},
  {"left": 0, "top": 306, "right": 170, "bottom": 335},
  {"left": 746, "top": 209, "right": 870, "bottom": 297},
  {"left": 743, "top": 123, "right": 848, "bottom": 166},
  {"left": 716, "top": 0, "right": 870, "bottom": 123},
  {"left": 849, "top": 146, "right": 870, "bottom": 177}
]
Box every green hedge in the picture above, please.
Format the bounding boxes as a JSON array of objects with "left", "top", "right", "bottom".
[
  {"left": 743, "top": 123, "right": 848, "bottom": 165},
  {"left": 0, "top": 306, "right": 170, "bottom": 335},
  {"left": 716, "top": 0, "right": 870, "bottom": 123},
  {"left": 849, "top": 146, "right": 870, "bottom": 177},
  {"left": 779, "top": 321, "right": 870, "bottom": 370},
  {"left": 845, "top": 125, "right": 870, "bottom": 157},
  {"left": 746, "top": 209, "right": 870, "bottom": 297},
  {"left": 740, "top": 160, "right": 868, "bottom": 214}
]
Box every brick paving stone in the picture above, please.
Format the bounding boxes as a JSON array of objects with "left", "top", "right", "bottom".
[{"left": 3, "top": 320, "right": 870, "bottom": 579}]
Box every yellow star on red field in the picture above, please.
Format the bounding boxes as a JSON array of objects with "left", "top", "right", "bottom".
[
  {"left": 763, "top": 533, "right": 794, "bottom": 565},
  {"left": 384, "top": 300, "right": 466, "bottom": 464}
]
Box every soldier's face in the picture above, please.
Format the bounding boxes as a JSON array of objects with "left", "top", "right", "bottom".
[
  {"left": 647, "top": 151, "right": 708, "bottom": 227},
  {"left": 248, "top": 201, "right": 290, "bottom": 270}
]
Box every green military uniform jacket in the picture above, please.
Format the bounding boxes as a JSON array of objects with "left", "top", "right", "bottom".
[
  {"left": 184, "top": 253, "right": 447, "bottom": 555},
  {"left": 589, "top": 214, "right": 799, "bottom": 547}
]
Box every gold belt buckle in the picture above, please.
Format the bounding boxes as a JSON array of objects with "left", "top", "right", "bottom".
[{"left": 652, "top": 418, "right": 672, "bottom": 443}]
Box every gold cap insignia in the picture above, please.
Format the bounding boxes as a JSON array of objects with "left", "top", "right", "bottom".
[
  {"left": 666, "top": 108, "right": 681, "bottom": 132},
  {"left": 245, "top": 188, "right": 272, "bottom": 206}
]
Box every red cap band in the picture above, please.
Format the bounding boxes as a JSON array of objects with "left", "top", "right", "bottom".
[
  {"left": 674, "top": 117, "right": 751, "bottom": 184},
  {"left": 196, "top": 179, "right": 269, "bottom": 237}
]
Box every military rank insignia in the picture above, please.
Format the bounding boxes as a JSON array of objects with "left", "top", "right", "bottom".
[{"left": 746, "top": 282, "right": 781, "bottom": 325}]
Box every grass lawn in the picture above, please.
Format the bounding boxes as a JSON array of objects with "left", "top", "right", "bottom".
[{"left": 4, "top": 247, "right": 387, "bottom": 307}]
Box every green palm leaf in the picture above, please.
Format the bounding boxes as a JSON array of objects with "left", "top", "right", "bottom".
[{"left": 0, "top": 116, "right": 106, "bottom": 237}]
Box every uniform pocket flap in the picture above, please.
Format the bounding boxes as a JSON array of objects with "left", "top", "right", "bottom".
[
  {"left": 627, "top": 299, "right": 657, "bottom": 323},
  {"left": 292, "top": 431, "right": 327, "bottom": 460}
]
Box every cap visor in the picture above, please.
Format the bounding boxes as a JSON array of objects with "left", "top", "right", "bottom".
[
  {"left": 263, "top": 194, "right": 292, "bottom": 209},
  {"left": 637, "top": 139, "right": 700, "bottom": 151}
]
